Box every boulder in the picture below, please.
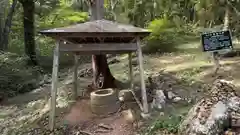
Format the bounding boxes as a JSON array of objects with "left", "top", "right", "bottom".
[{"left": 179, "top": 79, "right": 240, "bottom": 135}]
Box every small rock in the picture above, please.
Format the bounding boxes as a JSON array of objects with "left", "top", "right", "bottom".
[
  {"left": 224, "top": 130, "right": 236, "bottom": 135},
  {"left": 173, "top": 97, "right": 182, "bottom": 102},
  {"left": 151, "top": 90, "right": 166, "bottom": 109},
  {"left": 137, "top": 121, "right": 144, "bottom": 127},
  {"left": 160, "top": 112, "right": 165, "bottom": 116},
  {"left": 122, "top": 109, "right": 135, "bottom": 124},
  {"left": 119, "top": 96, "right": 124, "bottom": 102},
  {"left": 167, "top": 91, "right": 177, "bottom": 99},
  {"left": 187, "top": 99, "right": 193, "bottom": 103},
  {"left": 232, "top": 119, "right": 240, "bottom": 128}
]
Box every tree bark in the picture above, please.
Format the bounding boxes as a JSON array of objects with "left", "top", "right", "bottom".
[
  {"left": 92, "top": 55, "right": 116, "bottom": 89},
  {"left": 89, "top": 0, "right": 117, "bottom": 89},
  {"left": 0, "top": 0, "right": 17, "bottom": 50},
  {"left": 0, "top": 0, "right": 9, "bottom": 50},
  {"left": 223, "top": 4, "right": 230, "bottom": 30},
  {"left": 22, "top": 0, "right": 38, "bottom": 65},
  {"left": 0, "top": 1, "right": 5, "bottom": 50}
]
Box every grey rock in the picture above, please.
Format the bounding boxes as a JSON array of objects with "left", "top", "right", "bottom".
[
  {"left": 179, "top": 80, "right": 240, "bottom": 135},
  {"left": 167, "top": 91, "right": 177, "bottom": 99},
  {"left": 151, "top": 90, "right": 166, "bottom": 110},
  {"left": 173, "top": 97, "right": 182, "bottom": 102}
]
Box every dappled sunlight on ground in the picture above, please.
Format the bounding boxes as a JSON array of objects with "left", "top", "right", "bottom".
[{"left": 2, "top": 51, "right": 240, "bottom": 134}]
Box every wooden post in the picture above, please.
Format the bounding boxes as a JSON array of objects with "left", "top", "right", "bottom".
[
  {"left": 128, "top": 53, "right": 133, "bottom": 89},
  {"left": 212, "top": 6, "right": 229, "bottom": 76},
  {"left": 213, "top": 51, "right": 220, "bottom": 76},
  {"left": 49, "top": 40, "right": 60, "bottom": 131},
  {"left": 128, "top": 52, "right": 144, "bottom": 111},
  {"left": 73, "top": 54, "right": 79, "bottom": 99},
  {"left": 136, "top": 37, "right": 149, "bottom": 116}
]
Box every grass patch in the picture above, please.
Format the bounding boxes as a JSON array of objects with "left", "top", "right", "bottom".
[
  {"left": 176, "top": 67, "right": 203, "bottom": 84},
  {"left": 143, "top": 104, "right": 192, "bottom": 135}
]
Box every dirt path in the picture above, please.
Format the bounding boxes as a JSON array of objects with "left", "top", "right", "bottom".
[
  {"left": 1, "top": 52, "right": 240, "bottom": 135},
  {"left": 0, "top": 67, "right": 92, "bottom": 134}
]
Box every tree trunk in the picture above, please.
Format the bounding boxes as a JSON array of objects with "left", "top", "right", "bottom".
[
  {"left": 92, "top": 55, "right": 116, "bottom": 89},
  {"left": 0, "top": 0, "right": 18, "bottom": 50},
  {"left": 22, "top": 0, "right": 37, "bottom": 65},
  {"left": 89, "top": 0, "right": 117, "bottom": 89},
  {"left": 0, "top": 1, "right": 5, "bottom": 50},
  {"left": 0, "top": 0, "right": 9, "bottom": 50}
]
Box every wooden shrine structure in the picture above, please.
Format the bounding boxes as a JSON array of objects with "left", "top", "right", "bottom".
[{"left": 40, "top": 19, "right": 151, "bottom": 130}]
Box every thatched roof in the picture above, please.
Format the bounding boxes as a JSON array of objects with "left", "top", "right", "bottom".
[{"left": 40, "top": 19, "right": 150, "bottom": 38}]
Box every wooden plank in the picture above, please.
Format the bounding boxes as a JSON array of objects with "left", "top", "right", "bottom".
[
  {"left": 73, "top": 54, "right": 79, "bottom": 99},
  {"left": 49, "top": 40, "right": 60, "bottom": 131},
  {"left": 136, "top": 37, "right": 149, "bottom": 115},
  {"left": 69, "top": 50, "right": 134, "bottom": 55},
  {"left": 59, "top": 43, "right": 137, "bottom": 52}
]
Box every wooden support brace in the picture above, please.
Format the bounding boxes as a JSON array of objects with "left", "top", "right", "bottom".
[
  {"left": 73, "top": 54, "right": 79, "bottom": 99},
  {"left": 49, "top": 40, "right": 60, "bottom": 131},
  {"left": 136, "top": 37, "right": 149, "bottom": 116},
  {"left": 128, "top": 53, "right": 133, "bottom": 90},
  {"left": 59, "top": 43, "right": 137, "bottom": 52}
]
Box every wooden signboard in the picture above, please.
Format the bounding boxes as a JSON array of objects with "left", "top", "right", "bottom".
[{"left": 201, "top": 30, "right": 233, "bottom": 52}]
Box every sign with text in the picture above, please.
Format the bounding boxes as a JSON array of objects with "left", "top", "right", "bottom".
[{"left": 201, "top": 30, "right": 233, "bottom": 52}]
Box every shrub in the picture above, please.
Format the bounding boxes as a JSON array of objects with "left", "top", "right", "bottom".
[
  {"left": 143, "top": 18, "right": 197, "bottom": 53},
  {"left": 143, "top": 18, "right": 179, "bottom": 53},
  {"left": 0, "top": 52, "right": 42, "bottom": 98}
]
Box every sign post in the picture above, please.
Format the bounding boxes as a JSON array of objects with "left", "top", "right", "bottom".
[
  {"left": 212, "top": 51, "right": 220, "bottom": 75},
  {"left": 201, "top": 30, "right": 233, "bottom": 76}
]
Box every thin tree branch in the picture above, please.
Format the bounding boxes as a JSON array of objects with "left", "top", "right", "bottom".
[{"left": 226, "top": 0, "right": 240, "bottom": 16}]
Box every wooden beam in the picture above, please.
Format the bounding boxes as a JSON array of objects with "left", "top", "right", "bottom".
[
  {"left": 136, "top": 37, "right": 149, "bottom": 115},
  {"left": 49, "top": 40, "right": 60, "bottom": 131},
  {"left": 59, "top": 43, "right": 138, "bottom": 52},
  {"left": 70, "top": 50, "right": 134, "bottom": 55},
  {"left": 42, "top": 32, "right": 149, "bottom": 38},
  {"left": 73, "top": 54, "right": 79, "bottom": 99}
]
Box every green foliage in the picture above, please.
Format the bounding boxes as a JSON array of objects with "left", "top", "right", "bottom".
[
  {"left": 143, "top": 18, "right": 180, "bottom": 53},
  {"left": 0, "top": 0, "right": 90, "bottom": 99},
  {"left": 150, "top": 115, "right": 182, "bottom": 133},
  {"left": 143, "top": 15, "right": 200, "bottom": 54},
  {"left": 3, "top": 0, "right": 240, "bottom": 98},
  {"left": 0, "top": 52, "right": 42, "bottom": 98},
  {"left": 36, "top": 37, "right": 55, "bottom": 56},
  {"left": 38, "top": 7, "right": 88, "bottom": 29},
  {"left": 144, "top": 104, "right": 192, "bottom": 135},
  {"left": 9, "top": 0, "right": 89, "bottom": 56}
]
